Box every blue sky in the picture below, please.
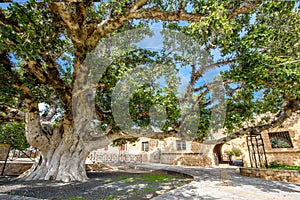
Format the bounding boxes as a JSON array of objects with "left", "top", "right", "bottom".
[
  {"left": 130, "top": 25, "right": 226, "bottom": 103},
  {"left": 0, "top": 0, "right": 28, "bottom": 9}
]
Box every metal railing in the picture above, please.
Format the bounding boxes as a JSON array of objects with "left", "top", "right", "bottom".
[
  {"left": 9, "top": 149, "right": 40, "bottom": 161},
  {"left": 88, "top": 153, "right": 142, "bottom": 164}
]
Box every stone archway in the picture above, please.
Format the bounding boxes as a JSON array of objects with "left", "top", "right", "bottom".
[{"left": 213, "top": 143, "right": 227, "bottom": 165}]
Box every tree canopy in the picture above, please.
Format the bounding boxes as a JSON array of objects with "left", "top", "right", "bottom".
[{"left": 0, "top": 0, "right": 299, "bottom": 181}]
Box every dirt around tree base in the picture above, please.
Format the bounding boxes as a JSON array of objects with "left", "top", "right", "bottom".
[{"left": 0, "top": 170, "right": 192, "bottom": 200}]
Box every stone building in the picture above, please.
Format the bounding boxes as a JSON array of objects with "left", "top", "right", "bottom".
[
  {"left": 89, "top": 113, "right": 300, "bottom": 167},
  {"left": 221, "top": 113, "right": 300, "bottom": 167},
  {"left": 89, "top": 137, "right": 214, "bottom": 166}
]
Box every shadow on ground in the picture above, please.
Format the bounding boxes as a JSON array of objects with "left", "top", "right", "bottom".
[
  {"left": 226, "top": 168, "right": 300, "bottom": 194},
  {"left": 0, "top": 171, "right": 192, "bottom": 200}
]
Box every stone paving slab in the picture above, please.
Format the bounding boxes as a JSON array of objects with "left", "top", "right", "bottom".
[{"left": 132, "top": 163, "right": 300, "bottom": 200}]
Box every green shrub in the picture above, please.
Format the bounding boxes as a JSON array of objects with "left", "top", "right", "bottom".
[
  {"left": 231, "top": 147, "right": 242, "bottom": 157},
  {"left": 225, "top": 147, "right": 242, "bottom": 157},
  {"left": 269, "top": 161, "right": 300, "bottom": 170},
  {"left": 225, "top": 150, "right": 234, "bottom": 157},
  {"left": 0, "top": 121, "right": 29, "bottom": 150},
  {"left": 269, "top": 161, "right": 281, "bottom": 168}
]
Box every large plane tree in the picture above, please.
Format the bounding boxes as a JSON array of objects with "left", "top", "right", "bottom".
[{"left": 0, "top": 0, "right": 299, "bottom": 182}]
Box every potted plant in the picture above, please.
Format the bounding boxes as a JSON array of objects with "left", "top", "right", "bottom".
[
  {"left": 225, "top": 147, "right": 242, "bottom": 165},
  {"left": 231, "top": 147, "right": 242, "bottom": 158},
  {"left": 225, "top": 150, "right": 234, "bottom": 165}
]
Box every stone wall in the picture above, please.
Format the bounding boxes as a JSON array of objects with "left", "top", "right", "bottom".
[
  {"left": 226, "top": 113, "right": 300, "bottom": 167},
  {"left": 0, "top": 162, "right": 32, "bottom": 175},
  {"left": 154, "top": 152, "right": 212, "bottom": 166},
  {"left": 135, "top": 137, "right": 216, "bottom": 166},
  {"left": 240, "top": 167, "right": 300, "bottom": 183},
  {"left": 173, "top": 154, "right": 212, "bottom": 166},
  {"left": 265, "top": 151, "right": 300, "bottom": 166},
  {"left": 155, "top": 142, "right": 215, "bottom": 166},
  {"left": 261, "top": 114, "right": 299, "bottom": 166}
]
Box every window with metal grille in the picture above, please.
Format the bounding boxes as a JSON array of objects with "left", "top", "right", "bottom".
[
  {"left": 142, "top": 142, "right": 149, "bottom": 151},
  {"left": 268, "top": 131, "right": 293, "bottom": 148},
  {"left": 176, "top": 140, "right": 186, "bottom": 151}
]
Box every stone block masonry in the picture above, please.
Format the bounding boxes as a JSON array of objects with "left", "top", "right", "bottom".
[{"left": 240, "top": 167, "right": 300, "bottom": 183}]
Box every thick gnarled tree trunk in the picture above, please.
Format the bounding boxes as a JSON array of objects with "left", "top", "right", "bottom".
[
  {"left": 21, "top": 93, "right": 103, "bottom": 181},
  {"left": 22, "top": 137, "right": 89, "bottom": 182},
  {"left": 22, "top": 117, "right": 109, "bottom": 182},
  {"left": 21, "top": 80, "right": 120, "bottom": 182}
]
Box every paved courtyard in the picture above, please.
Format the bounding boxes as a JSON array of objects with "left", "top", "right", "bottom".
[
  {"left": 0, "top": 163, "right": 299, "bottom": 199},
  {"left": 135, "top": 163, "right": 300, "bottom": 200}
]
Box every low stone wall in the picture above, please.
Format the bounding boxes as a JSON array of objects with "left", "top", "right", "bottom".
[
  {"left": 1, "top": 162, "right": 122, "bottom": 175},
  {"left": 86, "top": 163, "right": 114, "bottom": 171},
  {"left": 0, "top": 162, "right": 33, "bottom": 175},
  {"left": 173, "top": 154, "right": 212, "bottom": 166},
  {"left": 240, "top": 167, "right": 300, "bottom": 183},
  {"left": 157, "top": 153, "right": 212, "bottom": 166},
  {"left": 265, "top": 150, "right": 300, "bottom": 167}
]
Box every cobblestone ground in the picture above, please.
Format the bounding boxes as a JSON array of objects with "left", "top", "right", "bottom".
[{"left": 134, "top": 163, "right": 300, "bottom": 200}]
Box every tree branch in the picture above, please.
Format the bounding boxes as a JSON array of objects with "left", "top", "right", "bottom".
[
  {"left": 193, "top": 59, "right": 236, "bottom": 83},
  {"left": 41, "top": 56, "right": 72, "bottom": 107},
  {"left": 205, "top": 98, "right": 300, "bottom": 144},
  {"left": 40, "top": 103, "right": 59, "bottom": 122},
  {"left": 86, "top": 0, "right": 261, "bottom": 52},
  {"left": 0, "top": 106, "right": 25, "bottom": 123},
  {"left": 227, "top": 0, "right": 262, "bottom": 19},
  {"left": 132, "top": 8, "right": 205, "bottom": 22},
  {"left": 24, "top": 59, "right": 72, "bottom": 108},
  {"left": 24, "top": 97, "right": 50, "bottom": 151},
  {"left": 49, "top": 2, "right": 86, "bottom": 47},
  {"left": 0, "top": 8, "right": 20, "bottom": 32},
  {"left": 86, "top": 0, "right": 148, "bottom": 50},
  {"left": 132, "top": 1, "right": 261, "bottom": 21}
]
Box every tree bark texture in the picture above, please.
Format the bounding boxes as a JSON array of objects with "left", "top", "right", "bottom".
[
  {"left": 21, "top": 64, "right": 113, "bottom": 181},
  {"left": 21, "top": 135, "right": 89, "bottom": 182}
]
